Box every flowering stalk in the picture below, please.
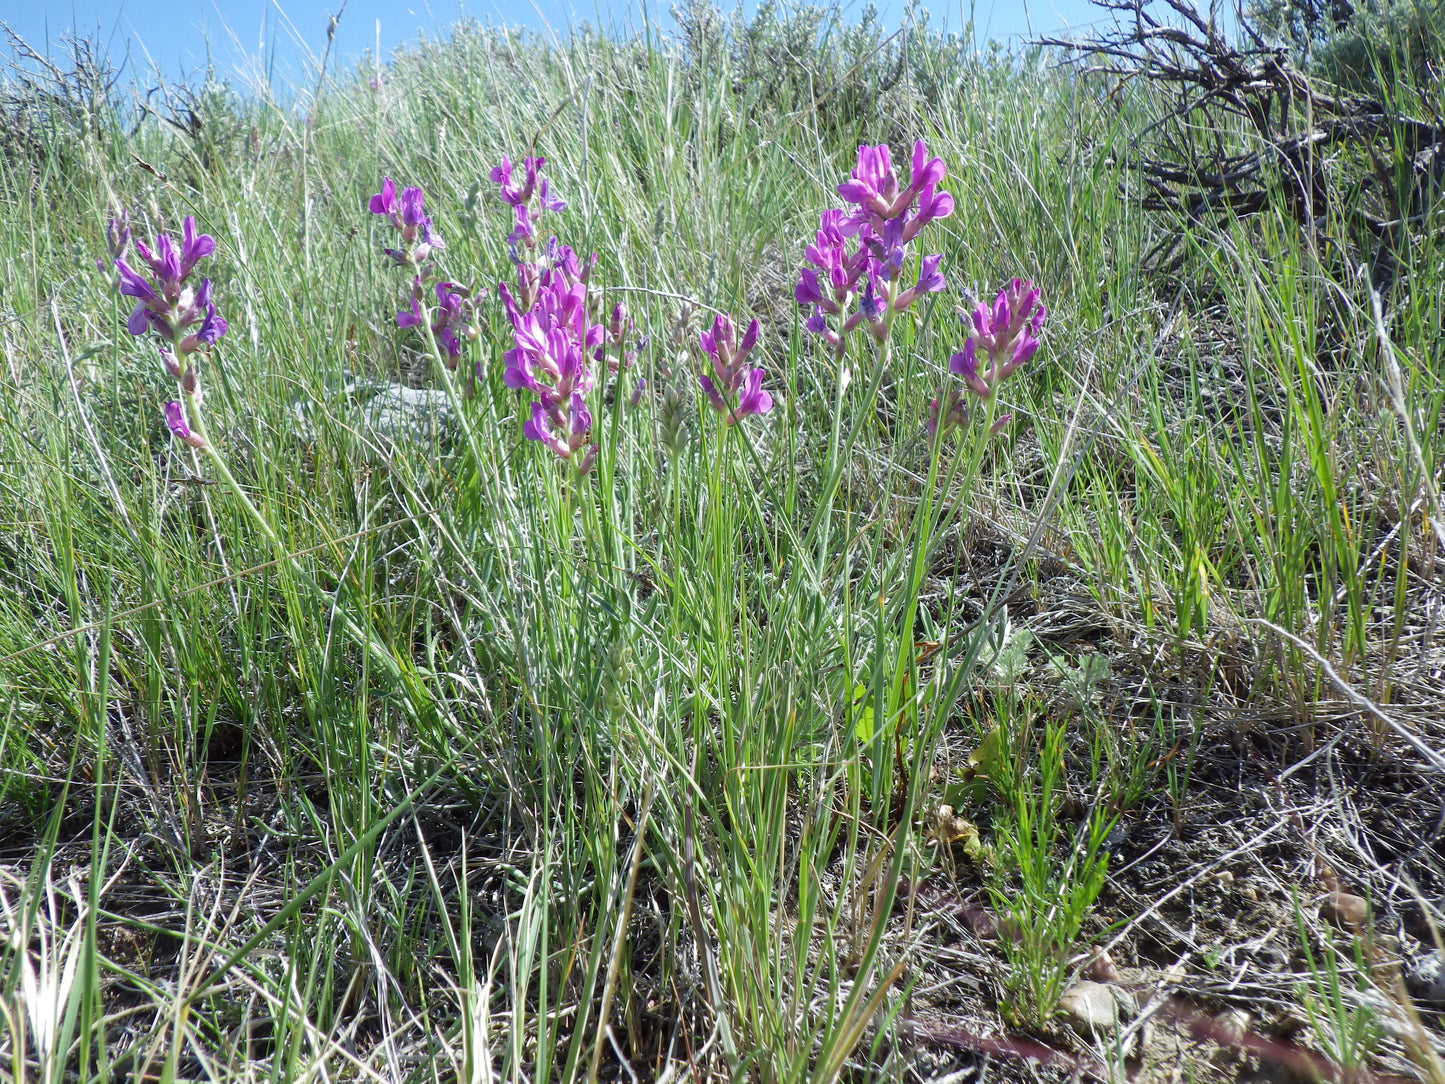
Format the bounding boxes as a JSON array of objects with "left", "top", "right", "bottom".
[
  {"left": 106, "top": 215, "right": 302, "bottom": 571},
  {"left": 930, "top": 278, "right": 1047, "bottom": 440},
  {"left": 796, "top": 141, "right": 954, "bottom": 363},
  {"left": 697, "top": 315, "right": 772, "bottom": 427},
  {"left": 397, "top": 278, "right": 487, "bottom": 370},
  {"left": 896, "top": 279, "right": 1048, "bottom": 765},
  {"left": 367, "top": 177, "right": 489, "bottom": 378},
  {"left": 367, "top": 176, "right": 495, "bottom": 479},
  {"left": 489, "top": 154, "right": 566, "bottom": 252},
  {"left": 490, "top": 158, "right": 606, "bottom": 473},
  {"left": 112, "top": 214, "right": 230, "bottom": 455},
  {"left": 499, "top": 250, "right": 602, "bottom": 473},
  {"left": 800, "top": 141, "right": 953, "bottom": 569},
  {"left": 369, "top": 177, "right": 443, "bottom": 274}
]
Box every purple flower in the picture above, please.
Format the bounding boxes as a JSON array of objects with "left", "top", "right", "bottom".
[
  {"left": 491, "top": 155, "right": 544, "bottom": 207},
  {"left": 369, "top": 176, "right": 398, "bottom": 216},
  {"left": 369, "top": 178, "right": 443, "bottom": 268},
  {"left": 700, "top": 315, "right": 759, "bottom": 374},
  {"left": 507, "top": 205, "right": 535, "bottom": 246},
  {"left": 111, "top": 217, "right": 227, "bottom": 360},
  {"left": 697, "top": 314, "right": 771, "bottom": 424},
  {"left": 491, "top": 155, "right": 563, "bottom": 251},
  {"left": 946, "top": 279, "right": 1047, "bottom": 414},
  {"left": 732, "top": 368, "right": 773, "bottom": 424},
  {"left": 906, "top": 140, "right": 946, "bottom": 197},
  {"left": 891, "top": 254, "right": 946, "bottom": 313},
  {"left": 801, "top": 140, "right": 953, "bottom": 351},
  {"left": 177, "top": 291, "right": 228, "bottom": 353},
  {"left": 857, "top": 271, "right": 883, "bottom": 321},
  {"left": 522, "top": 391, "right": 595, "bottom": 470},
  {"left": 397, "top": 296, "right": 424, "bottom": 329},
  {"left": 539, "top": 178, "right": 565, "bottom": 213},
  {"left": 179, "top": 216, "right": 216, "bottom": 277},
  {"left": 836, "top": 144, "right": 899, "bottom": 218},
  {"left": 399, "top": 186, "right": 427, "bottom": 228},
  {"left": 163, "top": 400, "right": 206, "bottom": 448},
  {"left": 795, "top": 268, "right": 827, "bottom": 309},
  {"left": 949, "top": 340, "right": 991, "bottom": 398}
]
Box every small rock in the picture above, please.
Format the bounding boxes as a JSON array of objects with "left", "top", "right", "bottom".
[
  {"left": 1084, "top": 949, "right": 1122, "bottom": 982},
  {"left": 1406, "top": 951, "right": 1445, "bottom": 1007},
  {"left": 289, "top": 372, "right": 455, "bottom": 447},
  {"left": 1209, "top": 1009, "right": 1252, "bottom": 1065},
  {"left": 1321, "top": 891, "right": 1370, "bottom": 930},
  {"left": 1215, "top": 1008, "right": 1251, "bottom": 1048},
  {"left": 1058, "top": 981, "right": 1137, "bottom": 1034}
]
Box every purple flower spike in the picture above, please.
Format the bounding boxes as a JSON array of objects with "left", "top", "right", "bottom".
[
  {"left": 397, "top": 297, "right": 424, "bottom": 328},
  {"left": 399, "top": 186, "right": 427, "bottom": 228},
  {"left": 965, "top": 278, "right": 1046, "bottom": 391},
  {"left": 801, "top": 139, "right": 954, "bottom": 353},
  {"left": 490, "top": 154, "right": 563, "bottom": 250},
  {"left": 369, "top": 177, "right": 442, "bottom": 269},
  {"left": 940, "top": 278, "right": 1046, "bottom": 434},
  {"left": 697, "top": 313, "right": 770, "bottom": 425},
  {"left": 110, "top": 218, "right": 227, "bottom": 363},
  {"left": 163, "top": 401, "right": 206, "bottom": 448}
]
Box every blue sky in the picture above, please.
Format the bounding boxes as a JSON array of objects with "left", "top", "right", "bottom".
[{"left": 7, "top": 0, "right": 1115, "bottom": 91}]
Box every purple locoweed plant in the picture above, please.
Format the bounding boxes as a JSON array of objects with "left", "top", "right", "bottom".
[
  {"left": 490, "top": 155, "right": 566, "bottom": 251},
  {"left": 369, "top": 177, "right": 444, "bottom": 273},
  {"left": 368, "top": 178, "right": 494, "bottom": 376},
  {"left": 111, "top": 215, "right": 229, "bottom": 449},
  {"left": 697, "top": 314, "right": 772, "bottom": 426},
  {"left": 490, "top": 157, "right": 606, "bottom": 471},
  {"left": 798, "top": 141, "right": 954, "bottom": 357},
  {"left": 931, "top": 279, "right": 1047, "bottom": 438},
  {"left": 398, "top": 279, "right": 488, "bottom": 369}
]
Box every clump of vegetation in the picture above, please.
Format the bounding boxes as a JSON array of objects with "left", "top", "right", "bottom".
[{"left": 1, "top": 1, "right": 1444, "bottom": 1081}]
